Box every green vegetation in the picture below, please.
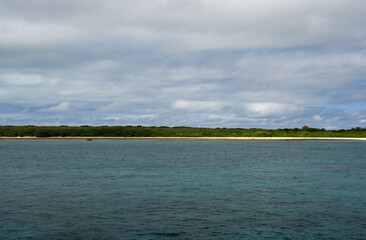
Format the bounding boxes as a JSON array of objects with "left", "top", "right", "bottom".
[{"left": 0, "top": 125, "right": 366, "bottom": 137}]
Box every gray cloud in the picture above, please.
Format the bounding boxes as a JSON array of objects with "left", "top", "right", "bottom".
[{"left": 1, "top": 0, "right": 366, "bottom": 128}]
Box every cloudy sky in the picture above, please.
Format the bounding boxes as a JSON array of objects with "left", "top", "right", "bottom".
[{"left": 1, "top": 0, "right": 366, "bottom": 128}]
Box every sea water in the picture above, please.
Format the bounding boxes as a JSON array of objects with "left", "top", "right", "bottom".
[{"left": 0, "top": 140, "right": 365, "bottom": 239}]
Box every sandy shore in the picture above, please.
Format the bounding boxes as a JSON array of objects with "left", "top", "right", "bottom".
[{"left": 0, "top": 136, "right": 366, "bottom": 141}]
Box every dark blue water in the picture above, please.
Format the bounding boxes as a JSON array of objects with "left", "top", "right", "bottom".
[{"left": 1, "top": 140, "right": 365, "bottom": 239}]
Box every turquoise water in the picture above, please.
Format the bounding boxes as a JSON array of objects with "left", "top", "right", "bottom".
[{"left": 0, "top": 140, "right": 365, "bottom": 239}]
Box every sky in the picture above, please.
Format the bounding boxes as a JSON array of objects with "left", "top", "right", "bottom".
[{"left": 1, "top": 0, "right": 366, "bottom": 129}]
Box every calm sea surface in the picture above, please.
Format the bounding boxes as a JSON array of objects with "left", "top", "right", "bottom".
[{"left": 0, "top": 140, "right": 365, "bottom": 239}]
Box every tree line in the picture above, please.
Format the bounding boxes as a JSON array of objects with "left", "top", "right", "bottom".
[{"left": 0, "top": 125, "right": 365, "bottom": 137}]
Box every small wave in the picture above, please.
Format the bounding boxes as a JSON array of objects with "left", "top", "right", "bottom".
[{"left": 151, "top": 232, "right": 182, "bottom": 237}]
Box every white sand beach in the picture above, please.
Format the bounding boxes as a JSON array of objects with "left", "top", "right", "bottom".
[{"left": 1, "top": 137, "right": 366, "bottom": 141}]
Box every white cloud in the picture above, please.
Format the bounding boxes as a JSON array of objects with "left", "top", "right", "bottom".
[
  {"left": 172, "top": 100, "right": 223, "bottom": 112},
  {"left": 0, "top": 20, "right": 83, "bottom": 50},
  {"left": 102, "top": 114, "right": 157, "bottom": 123},
  {"left": 245, "top": 103, "right": 303, "bottom": 117},
  {"left": 1, "top": 74, "right": 44, "bottom": 86},
  {"left": 103, "top": 116, "right": 121, "bottom": 121},
  {"left": 39, "top": 102, "right": 71, "bottom": 112},
  {"left": 81, "top": 59, "right": 122, "bottom": 71},
  {"left": 360, "top": 119, "right": 366, "bottom": 124},
  {"left": 313, "top": 115, "right": 323, "bottom": 121}
]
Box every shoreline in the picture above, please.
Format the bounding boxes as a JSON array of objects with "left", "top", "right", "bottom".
[{"left": 1, "top": 137, "right": 366, "bottom": 141}]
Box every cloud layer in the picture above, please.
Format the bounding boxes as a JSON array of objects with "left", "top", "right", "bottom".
[{"left": 1, "top": 0, "right": 366, "bottom": 128}]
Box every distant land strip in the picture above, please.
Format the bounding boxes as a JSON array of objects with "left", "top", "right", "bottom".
[
  {"left": 1, "top": 126, "right": 366, "bottom": 138},
  {"left": 1, "top": 137, "right": 366, "bottom": 141}
]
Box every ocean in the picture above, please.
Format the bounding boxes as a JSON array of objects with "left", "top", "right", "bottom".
[{"left": 1, "top": 140, "right": 365, "bottom": 239}]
